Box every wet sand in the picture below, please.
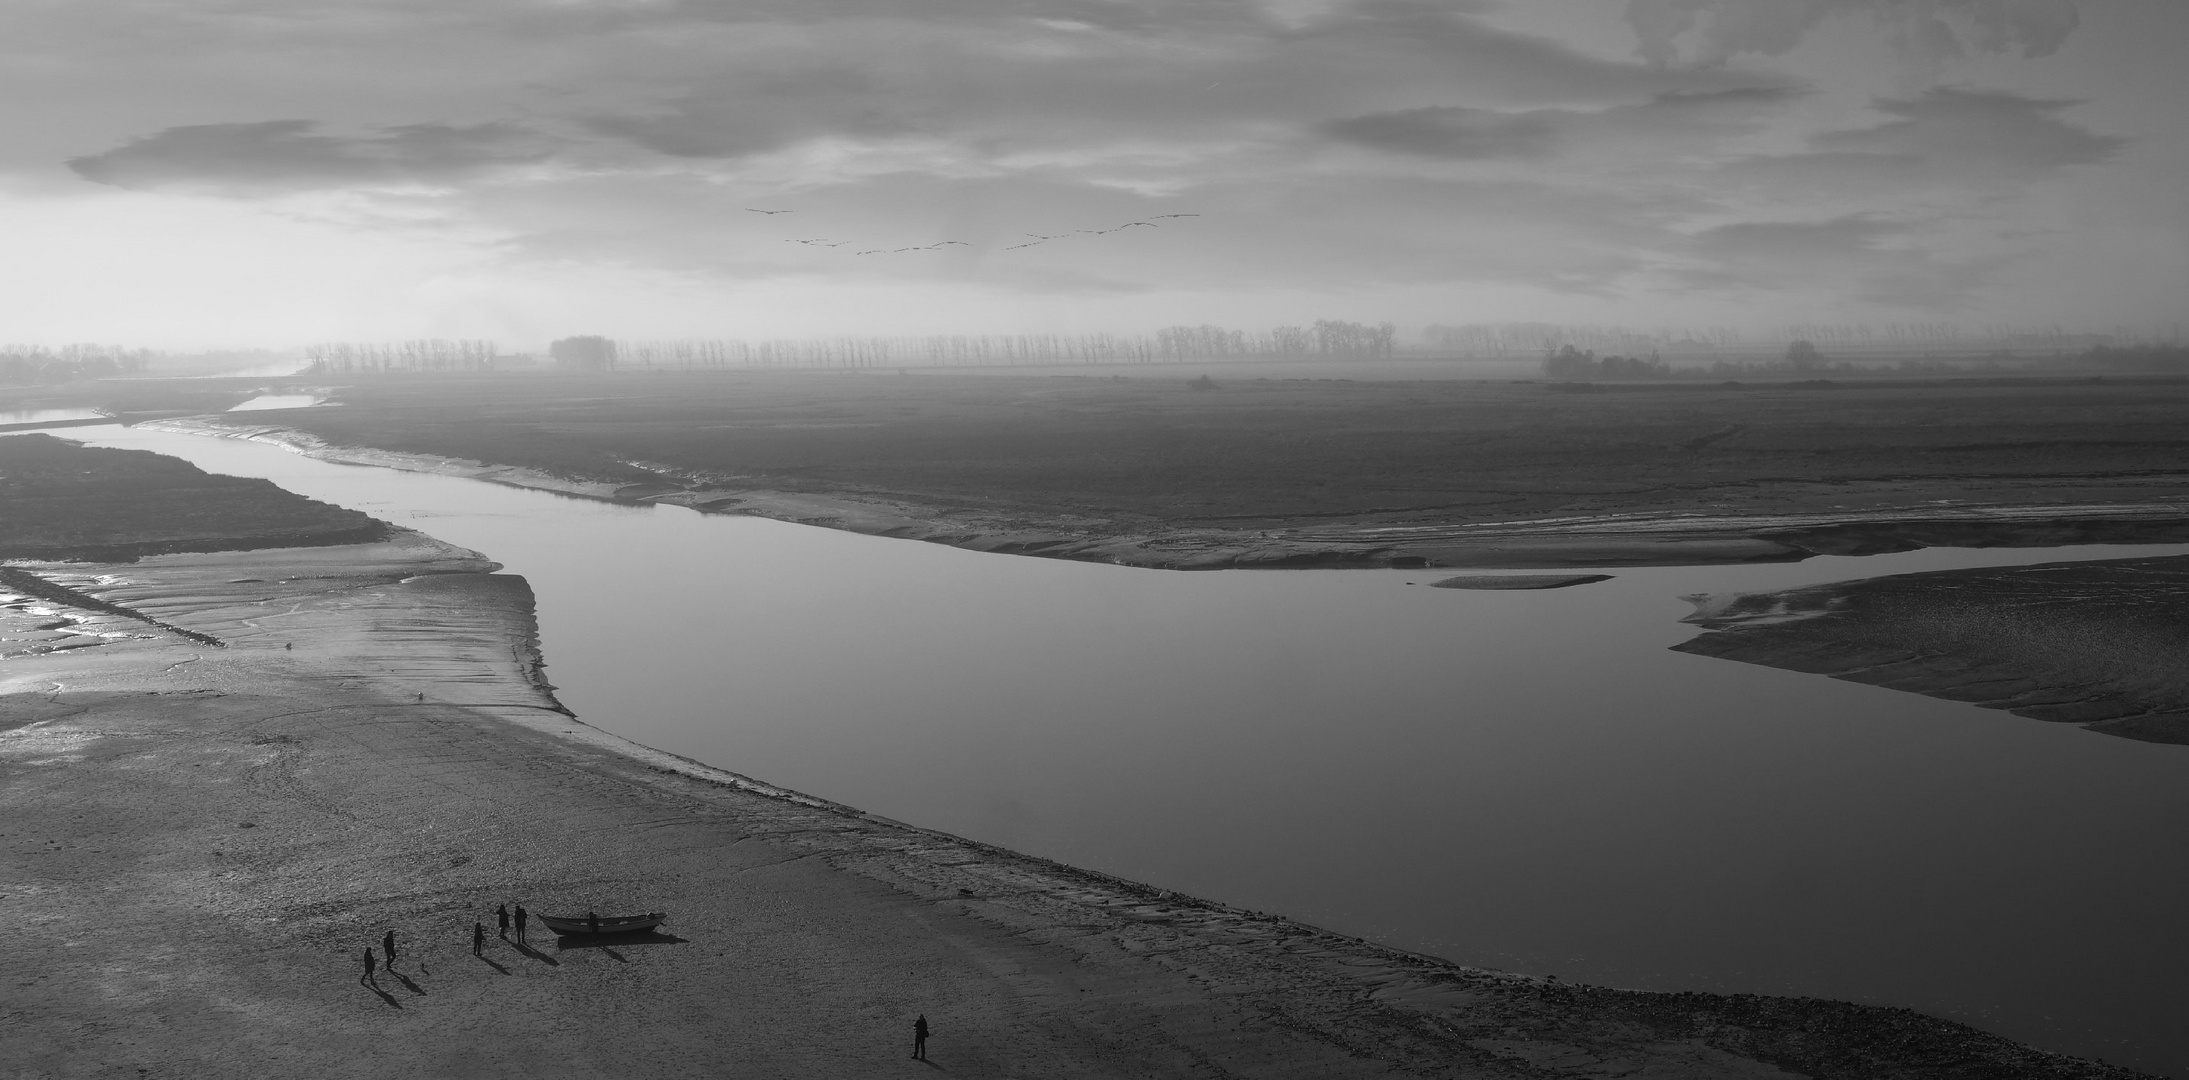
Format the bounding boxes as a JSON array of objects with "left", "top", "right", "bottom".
[{"left": 1676, "top": 554, "right": 2189, "bottom": 746}]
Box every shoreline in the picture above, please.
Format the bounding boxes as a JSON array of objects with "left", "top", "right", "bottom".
[
  {"left": 138, "top": 414, "right": 2189, "bottom": 570},
  {"left": 2, "top": 527, "right": 2152, "bottom": 1075}
]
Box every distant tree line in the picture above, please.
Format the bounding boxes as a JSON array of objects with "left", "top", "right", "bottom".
[
  {"left": 301, "top": 339, "right": 500, "bottom": 374},
  {"left": 1433, "top": 321, "right": 2179, "bottom": 358},
  {"left": 603, "top": 320, "right": 1397, "bottom": 370},
  {"left": 1428, "top": 323, "right": 1744, "bottom": 358},
  {"left": 1540, "top": 344, "right": 1670, "bottom": 380},
  {"left": 1, "top": 344, "right": 152, "bottom": 385}
]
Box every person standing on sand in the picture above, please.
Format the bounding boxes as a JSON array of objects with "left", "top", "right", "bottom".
[
  {"left": 497, "top": 903, "right": 510, "bottom": 939},
  {"left": 588, "top": 911, "right": 600, "bottom": 934},
  {"left": 382, "top": 930, "right": 397, "bottom": 971},
  {"left": 913, "top": 1014, "right": 929, "bottom": 1060},
  {"left": 473, "top": 922, "right": 486, "bottom": 957},
  {"left": 361, "top": 947, "right": 376, "bottom": 986},
  {"left": 514, "top": 904, "right": 528, "bottom": 942}
]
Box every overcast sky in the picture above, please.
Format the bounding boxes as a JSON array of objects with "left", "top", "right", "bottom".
[{"left": 4, "top": 0, "right": 2182, "bottom": 347}]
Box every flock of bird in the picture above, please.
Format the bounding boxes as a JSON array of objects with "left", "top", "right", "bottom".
[{"left": 742, "top": 209, "right": 1199, "bottom": 254}]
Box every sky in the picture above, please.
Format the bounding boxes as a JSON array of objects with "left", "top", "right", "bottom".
[{"left": 2, "top": 0, "right": 2183, "bottom": 348}]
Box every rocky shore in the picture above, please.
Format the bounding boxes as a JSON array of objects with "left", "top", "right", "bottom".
[{"left": 3, "top": 431, "right": 2159, "bottom": 1077}]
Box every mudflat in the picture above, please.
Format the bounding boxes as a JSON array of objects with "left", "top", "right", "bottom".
[
  {"left": 2, "top": 425, "right": 2154, "bottom": 1076},
  {"left": 127, "top": 367, "right": 2189, "bottom": 569},
  {"left": 1675, "top": 554, "right": 2189, "bottom": 746}
]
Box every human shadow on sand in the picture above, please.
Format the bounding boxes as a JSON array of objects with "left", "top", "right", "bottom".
[
  {"left": 389, "top": 969, "right": 427, "bottom": 996},
  {"left": 510, "top": 939, "right": 560, "bottom": 966},
  {"left": 362, "top": 981, "right": 402, "bottom": 1009},
  {"left": 473, "top": 953, "right": 511, "bottom": 975}
]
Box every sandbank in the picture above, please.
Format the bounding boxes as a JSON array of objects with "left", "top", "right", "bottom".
[{"left": 1675, "top": 554, "right": 2189, "bottom": 745}]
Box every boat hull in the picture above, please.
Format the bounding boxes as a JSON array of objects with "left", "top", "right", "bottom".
[{"left": 536, "top": 912, "right": 666, "bottom": 936}]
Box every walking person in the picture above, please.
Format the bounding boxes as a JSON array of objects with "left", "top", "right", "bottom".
[
  {"left": 587, "top": 911, "right": 600, "bottom": 935},
  {"left": 913, "top": 1014, "right": 929, "bottom": 1061},
  {"left": 473, "top": 922, "right": 486, "bottom": 958},
  {"left": 497, "top": 904, "right": 510, "bottom": 939},
  {"left": 514, "top": 904, "right": 528, "bottom": 943},
  {"left": 382, "top": 930, "right": 397, "bottom": 971},
  {"left": 361, "top": 947, "right": 377, "bottom": 986}
]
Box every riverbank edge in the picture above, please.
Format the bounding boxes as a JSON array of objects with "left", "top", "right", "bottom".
[
  {"left": 137, "top": 414, "right": 2189, "bottom": 571},
  {"left": 3, "top": 527, "right": 2157, "bottom": 1077}
]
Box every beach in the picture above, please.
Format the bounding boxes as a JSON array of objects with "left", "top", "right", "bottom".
[{"left": 1, "top": 433, "right": 2153, "bottom": 1078}]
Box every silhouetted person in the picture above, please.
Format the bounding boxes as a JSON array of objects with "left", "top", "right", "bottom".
[
  {"left": 361, "top": 947, "right": 377, "bottom": 985},
  {"left": 914, "top": 1014, "right": 929, "bottom": 1060},
  {"left": 514, "top": 904, "right": 528, "bottom": 942},
  {"left": 587, "top": 911, "right": 600, "bottom": 934},
  {"left": 383, "top": 930, "right": 397, "bottom": 970},
  {"left": 497, "top": 904, "right": 510, "bottom": 939},
  {"left": 473, "top": 922, "right": 486, "bottom": 957}
]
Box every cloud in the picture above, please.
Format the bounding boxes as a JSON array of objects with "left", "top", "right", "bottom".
[
  {"left": 1624, "top": 0, "right": 2080, "bottom": 68},
  {"left": 67, "top": 120, "right": 554, "bottom": 194},
  {"left": 12, "top": 0, "right": 2158, "bottom": 328},
  {"left": 1809, "top": 86, "right": 2120, "bottom": 173},
  {"left": 1721, "top": 87, "right": 2121, "bottom": 197},
  {"left": 1322, "top": 107, "right": 1562, "bottom": 160},
  {"left": 1323, "top": 86, "right": 1799, "bottom": 161},
  {"left": 1669, "top": 215, "right": 2002, "bottom": 308}
]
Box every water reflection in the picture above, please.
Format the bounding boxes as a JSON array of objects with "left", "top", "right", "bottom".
[{"left": 65, "top": 426, "right": 2189, "bottom": 1076}]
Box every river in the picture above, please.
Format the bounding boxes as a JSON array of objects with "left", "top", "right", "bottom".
[{"left": 65, "top": 423, "right": 2189, "bottom": 1076}]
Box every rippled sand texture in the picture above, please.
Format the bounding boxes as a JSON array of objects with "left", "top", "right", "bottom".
[{"left": 1676, "top": 555, "right": 2189, "bottom": 745}]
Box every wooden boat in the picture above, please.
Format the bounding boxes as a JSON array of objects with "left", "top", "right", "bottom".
[{"left": 535, "top": 911, "right": 667, "bottom": 936}]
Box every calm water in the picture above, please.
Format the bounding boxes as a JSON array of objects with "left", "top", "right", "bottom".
[{"left": 67, "top": 426, "right": 2189, "bottom": 1076}]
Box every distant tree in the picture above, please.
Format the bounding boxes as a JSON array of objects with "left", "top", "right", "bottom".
[
  {"left": 1784, "top": 339, "right": 1826, "bottom": 372},
  {"left": 549, "top": 336, "right": 617, "bottom": 371},
  {"left": 1543, "top": 343, "right": 1667, "bottom": 380},
  {"left": 1543, "top": 344, "right": 1597, "bottom": 379}
]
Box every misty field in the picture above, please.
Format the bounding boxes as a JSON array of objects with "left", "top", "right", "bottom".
[{"left": 201, "top": 367, "right": 2189, "bottom": 531}]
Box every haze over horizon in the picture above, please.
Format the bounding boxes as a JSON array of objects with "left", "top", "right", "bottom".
[{"left": 4, "top": 0, "right": 2183, "bottom": 349}]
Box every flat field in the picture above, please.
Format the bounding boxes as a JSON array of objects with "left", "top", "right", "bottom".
[{"left": 215, "top": 367, "right": 2189, "bottom": 566}]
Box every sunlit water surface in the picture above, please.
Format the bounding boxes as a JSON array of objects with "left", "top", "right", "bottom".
[{"left": 68, "top": 426, "right": 2189, "bottom": 1076}]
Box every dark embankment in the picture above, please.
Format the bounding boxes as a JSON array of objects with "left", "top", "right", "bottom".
[
  {"left": 179, "top": 369, "right": 2189, "bottom": 568},
  {"left": 0, "top": 431, "right": 390, "bottom": 561},
  {"left": 1675, "top": 554, "right": 2189, "bottom": 745}
]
